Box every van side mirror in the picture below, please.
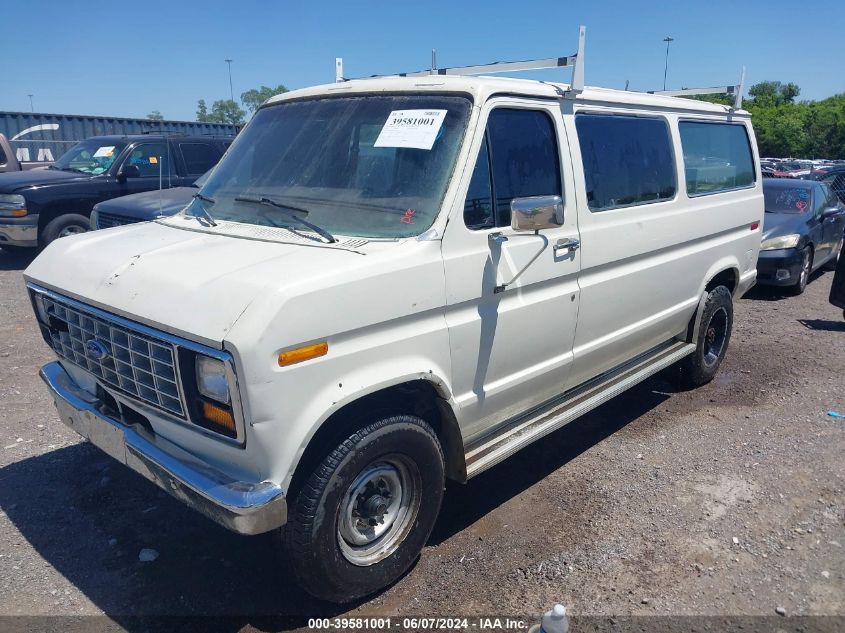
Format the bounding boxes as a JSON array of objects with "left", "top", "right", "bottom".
[
  {"left": 118, "top": 164, "right": 141, "bottom": 181},
  {"left": 510, "top": 195, "right": 564, "bottom": 232}
]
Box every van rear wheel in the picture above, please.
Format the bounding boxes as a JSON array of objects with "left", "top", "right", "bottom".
[
  {"left": 283, "top": 414, "right": 444, "bottom": 603},
  {"left": 678, "top": 285, "right": 733, "bottom": 388}
]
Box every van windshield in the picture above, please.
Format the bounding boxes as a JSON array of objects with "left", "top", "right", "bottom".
[{"left": 186, "top": 95, "right": 472, "bottom": 238}]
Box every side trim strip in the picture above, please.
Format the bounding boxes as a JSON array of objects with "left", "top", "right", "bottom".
[{"left": 465, "top": 340, "right": 695, "bottom": 478}]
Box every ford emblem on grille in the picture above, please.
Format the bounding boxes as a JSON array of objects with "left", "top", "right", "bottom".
[{"left": 85, "top": 339, "right": 109, "bottom": 361}]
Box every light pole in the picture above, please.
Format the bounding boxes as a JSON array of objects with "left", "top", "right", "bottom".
[
  {"left": 224, "top": 59, "right": 234, "bottom": 102},
  {"left": 27, "top": 94, "right": 34, "bottom": 112},
  {"left": 662, "top": 37, "right": 674, "bottom": 91}
]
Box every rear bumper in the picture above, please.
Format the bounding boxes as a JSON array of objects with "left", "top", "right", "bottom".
[
  {"left": 0, "top": 214, "right": 38, "bottom": 247},
  {"left": 756, "top": 248, "right": 803, "bottom": 286},
  {"left": 40, "top": 360, "right": 287, "bottom": 535}
]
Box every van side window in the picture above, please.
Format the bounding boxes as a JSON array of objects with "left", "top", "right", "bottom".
[
  {"left": 464, "top": 136, "right": 495, "bottom": 229},
  {"left": 464, "top": 108, "right": 561, "bottom": 230},
  {"left": 678, "top": 122, "right": 755, "bottom": 195},
  {"left": 575, "top": 114, "right": 676, "bottom": 212}
]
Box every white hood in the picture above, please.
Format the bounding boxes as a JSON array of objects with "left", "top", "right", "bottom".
[{"left": 24, "top": 221, "right": 365, "bottom": 347}]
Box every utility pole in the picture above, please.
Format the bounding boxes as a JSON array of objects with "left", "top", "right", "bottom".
[
  {"left": 224, "top": 59, "right": 234, "bottom": 102},
  {"left": 27, "top": 94, "right": 34, "bottom": 112},
  {"left": 662, "top": 37, "right": 674, "bottom": 91}
]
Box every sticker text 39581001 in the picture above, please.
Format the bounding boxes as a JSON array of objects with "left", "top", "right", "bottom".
[{"left": 374, "top": 110, "right": 447, "bottom": 150}]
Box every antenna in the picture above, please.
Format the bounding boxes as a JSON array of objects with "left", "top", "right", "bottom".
[
  {"left": 431, "top": 49, "right": 437, "bottom": 75},
  {"left": 335, "top": 58, "right": 344, "bottom": 83},
  {"left": 158, "top": 154, "right": 163, "bottom": 218}
]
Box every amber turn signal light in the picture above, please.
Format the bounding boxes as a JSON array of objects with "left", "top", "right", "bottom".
[
  {"left": 202, "top": 401, "right": 236, "bottom": 436},
  {"left": 278, "top": 342, "right": 328, "bottom": 367}
]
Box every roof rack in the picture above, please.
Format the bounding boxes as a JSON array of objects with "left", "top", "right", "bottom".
[
  {"left": 647, "top": 67, "right": 746, "bottom": 109},
  {"left": 336, "top": 25, "right": 587, "bottom": 95},
  {"left": 140, "top": 130, "right": 188, "bottom": 136}
]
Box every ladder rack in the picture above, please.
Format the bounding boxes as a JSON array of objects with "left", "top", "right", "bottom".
[
  {"left": 647, "top": 67, "right": 746, "bottom": 109},
  {"left": 336, "top": 25, "right": 587, "bottom": 94}
]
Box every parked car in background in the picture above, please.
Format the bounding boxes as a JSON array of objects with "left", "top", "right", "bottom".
[
  {"left": 0, "top": 133, "right": 231, "bottom": 249},
  {"left": 0, "top": 133, "right": 51, "bottom": 173},
  {"left": 90, "top": 170, "right": 211, "bottom": 230},
  {"left": 808, "top": 168, "right": 845, "bottom": 205},
  {"left": 757, "top": 179, "right": 845, "bottom": 293},
  {"left": 771, "top": 161, "right": 810, "bottom": 178}
]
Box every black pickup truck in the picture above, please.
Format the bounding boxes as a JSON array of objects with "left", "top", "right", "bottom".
[{"left": 0, "top": 133, "right": 232, "bottom": 249}]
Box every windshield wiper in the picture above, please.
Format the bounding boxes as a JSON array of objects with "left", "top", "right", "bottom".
[
  {"left": 190, "top": 193, "right": 218, "bottom": 227},
  {"left": 234, "top": 195, "right": 336, "bottom": 243}
]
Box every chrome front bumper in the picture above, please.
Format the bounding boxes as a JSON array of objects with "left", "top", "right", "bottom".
[
  {"left": 0, "top": 215, "right": 38, "bottom": 247},
  {"left": 40, "top": 361, "right": 287, "bottom": 535}
]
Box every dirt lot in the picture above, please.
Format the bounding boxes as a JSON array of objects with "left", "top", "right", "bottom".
[{"left": 0, "top": 245, "right": 843, "bottom": 631}]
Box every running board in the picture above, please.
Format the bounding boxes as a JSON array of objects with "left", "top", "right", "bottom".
[{"left": 464, "top": 340, "right": 695, "bottom": 478}]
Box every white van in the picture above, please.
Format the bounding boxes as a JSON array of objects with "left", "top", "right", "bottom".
[{"left": 24, "top": 40, "right": 762, "bottom": 601}]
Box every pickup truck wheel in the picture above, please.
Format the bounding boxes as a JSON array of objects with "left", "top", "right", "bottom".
[
  {"left": 40, "top": 214, "right": 90, "bottom": 246},
  {"left": 284, "top": 415, "right": 444, "bottom": 603},
  {"left": 677, "top": 285, "right": 733, "bottom": 387}
]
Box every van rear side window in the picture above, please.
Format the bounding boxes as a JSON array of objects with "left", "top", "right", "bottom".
[
  {"left": 575, "top": 114, "right": 676, "bottom": 212},
  {"left": 679, "top": 122, "right": 755, "bottom": 195}
]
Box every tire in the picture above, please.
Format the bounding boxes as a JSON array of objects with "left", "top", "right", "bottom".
[
  {"left": 823, "top": 238, "right": 842, "bottom": 271},
  {"left": 677, "top": 285, "right": 734, "bottom": 388},
  {"left": 40, "top": 213, "right": 90, "bottom": 246},
  {"left": 788, "top": 247, "right": 813, "bottom": 295},
  {"left": 284, "top": 414, "right": 444, "bottom": 603}
]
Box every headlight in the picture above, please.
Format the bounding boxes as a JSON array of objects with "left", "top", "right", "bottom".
[
  {"left": 0, "top": 194, "right": 27, "bottom": 217},
  {"left": 195, "top": 354, "right": 230, "bottom": 404},
  {"left": 761, "top": 234, "right": 800, "bottom": 250}
]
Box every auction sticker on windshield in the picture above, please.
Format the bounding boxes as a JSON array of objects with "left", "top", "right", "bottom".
[
  {"left": 374, "top": 109, "right": 447, "bottom": 150},
  {"left": 93, "top": 146, "right": 115, "bottom": 158}
]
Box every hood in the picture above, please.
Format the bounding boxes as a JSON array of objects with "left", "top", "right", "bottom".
[
  {"left": 762, "top": 210, "right": 807, "bottom": 241},
  {"left": 23, "top": 221, "right": 364, "bottom": 347},
  {"left": 94, "top": 187, "right": 195, "bottom": 220},
  {"left": 0, "top": 168, "right": 94, "bottom": 191}
]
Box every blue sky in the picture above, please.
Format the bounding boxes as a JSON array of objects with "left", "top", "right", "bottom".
[{"left": 3, "top": 0, "right": 844, "bottom": 121}]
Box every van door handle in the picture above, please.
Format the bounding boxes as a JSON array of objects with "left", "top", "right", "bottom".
[{"left": 554, "top": 237, "right": 580, "bottom": 253}]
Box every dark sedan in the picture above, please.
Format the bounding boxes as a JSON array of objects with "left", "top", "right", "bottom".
[
  {"left": 757, "top": 179, "right": 845, "bottom": 294},
  {"left": 89, "top": 170, "right": 210, "bottom": 230}
]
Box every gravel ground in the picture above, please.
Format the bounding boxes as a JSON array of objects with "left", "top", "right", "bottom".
[{"left": 0, "top": 245, "right": 843, "bottom": 631}]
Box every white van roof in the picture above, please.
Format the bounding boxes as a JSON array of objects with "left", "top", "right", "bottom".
[{"left": 264, "top": 75, "right": 749, "bottom": 118}]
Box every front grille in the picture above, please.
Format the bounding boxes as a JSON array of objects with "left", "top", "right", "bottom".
[
  {"left": 39, "top": 294, "right": 185, "bottom": 416},
  {"left": 96, "top": 212, "right": 144, "bottom": 229}
]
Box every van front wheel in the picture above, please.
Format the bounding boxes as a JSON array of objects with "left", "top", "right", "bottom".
[
  {"left": 678, "top": 285, "right": 734, "bottom": 387},
  {"left": 284, "top": 415, "right": 444, "bottom": 603}
]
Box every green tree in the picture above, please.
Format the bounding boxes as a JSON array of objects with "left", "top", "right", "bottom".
[
  {"left": 147, "top": 110, "right": 164, "bottom": 121},
  {"left": 210, "top": 99, "right": 246, "bottom": 125},
  {"left": 241, "top": 84, "right": 288, "bottom": 113},
  {"left": 196, "top": 99, "right": 211, "bottom": 122},
  {"left": 747, "top": 81, "right": 801, "bottom": 107}
]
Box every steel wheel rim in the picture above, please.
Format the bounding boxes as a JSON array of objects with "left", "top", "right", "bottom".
[
  {"left": 59, "top": 225, "right": 86, "bottom": 238},
  {"left": 337, "top": 455, "right": 421, "bottom": 566},
  {"left": 703, "top": 307, "right": 728, "bottom": 367}
]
